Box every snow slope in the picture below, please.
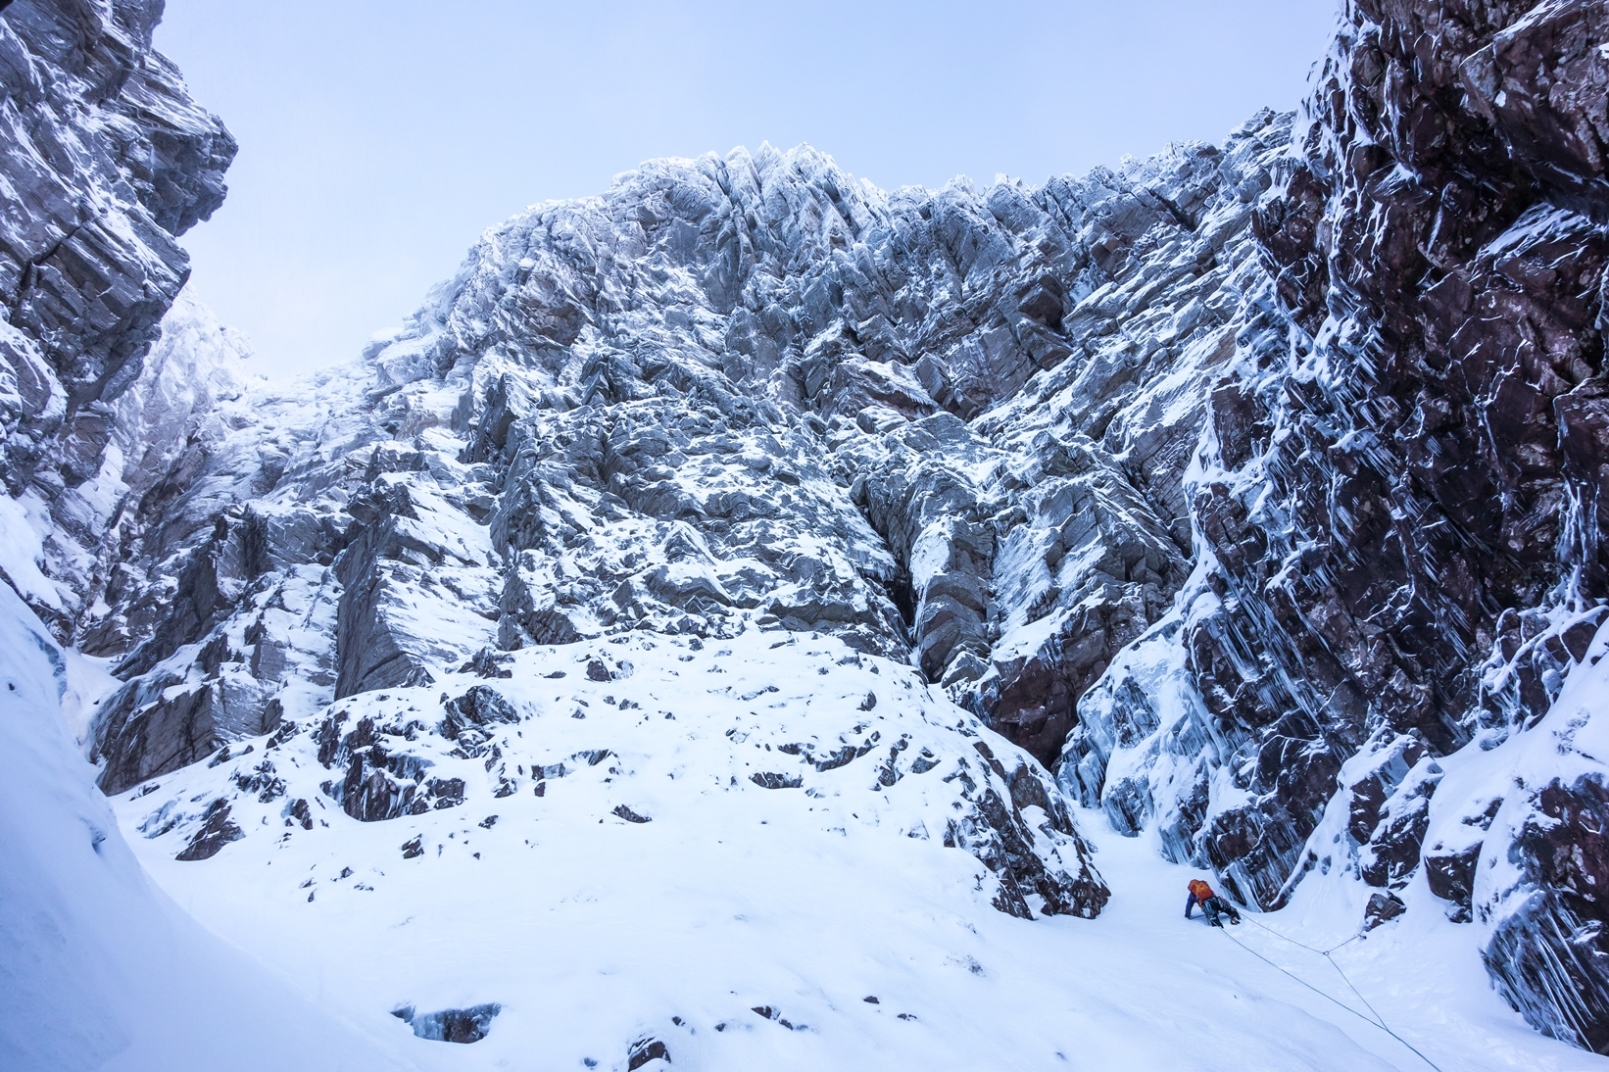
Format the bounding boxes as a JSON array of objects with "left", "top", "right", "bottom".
[
  {"left": 112, "top": 626, "right": 1606, "bottom": 1071},
  {"left": 0, "top": 580, "right": 419, "bottom": 1072}
]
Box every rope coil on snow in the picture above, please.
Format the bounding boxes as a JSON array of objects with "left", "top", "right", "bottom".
[{"left": 1217, "top": 924, "right": 1445, "bottom": 1072}]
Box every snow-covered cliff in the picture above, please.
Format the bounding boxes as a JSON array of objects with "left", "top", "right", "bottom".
[
  {"left": 6, "top": 0, "right": 1609, "bottom": 1064},
  {"left": 0, "top": 0, "right": 236, "bottom": 636}
]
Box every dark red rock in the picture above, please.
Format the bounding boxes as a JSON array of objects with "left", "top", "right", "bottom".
[
  {"left": 1425, "top": 843, "right": 1481, "bottom": 922},
  {"left": 627, "top": 1038, "right": 670, "bottom": 1069},
  {"left": 1364, "top": 891, "right": 1407, "bottom": 931},
  {"left": 1486, "top": 775, "right": 1609, "bottom": 1051}
]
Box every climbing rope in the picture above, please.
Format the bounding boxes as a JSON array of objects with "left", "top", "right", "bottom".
[
  {"left": 1239, "top": 917, "right": 1393, "bottom": 1034},
  {"left": 1218, "top": 923, "right": 1445, "bottom": 1072},
  {"left": 1242, "top": 913, "right": 1363, "bottom": 956}
]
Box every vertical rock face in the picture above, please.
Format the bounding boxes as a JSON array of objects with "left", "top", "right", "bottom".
[
  {"left": 1063, "top": 0, "right": 1609, "bottom": 1052},
  {"left": 80, "top": 133, "right": 1299, "bottom": 925},
  {"left": 0, "top": 0, "right": 236, "bottom": 632}
]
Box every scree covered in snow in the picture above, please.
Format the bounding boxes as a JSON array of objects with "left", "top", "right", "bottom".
[{"left": 109, "top": 625, "right": 1607, "bottom": 1071}]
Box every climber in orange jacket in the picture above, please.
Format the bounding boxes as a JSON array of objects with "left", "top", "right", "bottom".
[{"left": 1186, "top": 877, "right": 1242, "bottom": 927}]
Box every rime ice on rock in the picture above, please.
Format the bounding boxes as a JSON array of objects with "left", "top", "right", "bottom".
[{"left": 6, "top": 0, "right": 1609, "bottom": 1057}]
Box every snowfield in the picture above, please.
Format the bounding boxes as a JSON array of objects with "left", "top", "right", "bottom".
[
  {"left": 0, "top": 586, "right": 419, "bottom": 1072},
  {"left": 106, "top": 623, "right": 1606, "bottom": 1072}
]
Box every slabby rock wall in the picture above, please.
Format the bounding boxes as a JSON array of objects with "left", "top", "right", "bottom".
[{"left": 82, "top": 120, "right": 1297, "bottom": 808}]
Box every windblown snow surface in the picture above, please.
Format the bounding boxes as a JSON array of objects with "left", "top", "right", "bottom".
[
  {"left": 108, "top": 620, "right": 1608, "bottom": 1072},
  {"left": 0, "top": 586, "right": 418, "bottom": 1072}
]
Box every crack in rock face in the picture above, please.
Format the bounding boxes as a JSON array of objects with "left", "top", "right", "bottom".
[{"left": 7, "top": 0, "right": 1609, "bottom": 1056}]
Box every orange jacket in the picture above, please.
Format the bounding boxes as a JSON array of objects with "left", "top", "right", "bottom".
[{"left": 1188, "top": 879, "right": 1215, "bottom": 903}]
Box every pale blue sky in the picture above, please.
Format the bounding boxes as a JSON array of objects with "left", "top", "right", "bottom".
[{"left": 157, "top": 1, "right": 1338, "bottom": 379}]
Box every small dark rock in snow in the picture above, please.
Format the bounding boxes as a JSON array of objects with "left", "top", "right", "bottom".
[
  {"left": 627, "top": 1037, "right": 671, "bottom": 1069},
  {"left": 745, "top": 1005, "right": 800, "bottom": 1029},
  {"left": 428, "top": 777, "right": 466, "bottom": 809},
  {"left": 400, "top": 836, "right": 424, "bottom": 859},
  {"left": 586, "top": 659, "right": 613, "bottom": 682},
  {"left": 862, "top": 995, "right": 880, "bottom": 1004},
  {"left": 440, "top": 687, "right": 521, "bottom": 742},
  {"left": 175, "top": 799, "right": 244, "bottom": 861},
  {"left": 1364, "top": 891, "right": 1407, "bottom": 931},
  {"left": 858, "top": 691, "right": 877, "bottom": 711},
  {"left": 479, "top": 815, "right": 498, "bottom": 829},
  {"left": 459, "top": 648, "right": 513, "bottom": 679},
  {"left": 393, "top": 1002, "right": 501, "bottom": 1043},
  {"left": 1425, "top": 843, "right": 1480, "bottom": 922},
  {"left": 750, "top": 771, "right": 803, "bottom": 790},
  {"left": 612, "top": 804, "right": 652, "bottom": 824}
]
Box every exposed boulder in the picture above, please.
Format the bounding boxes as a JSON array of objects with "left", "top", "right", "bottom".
[
  {"left": 174, "top": 798, "right": 242, "bottom": 861},
  {"left": 392, "top": 1003, "right": 501, "bottom": 1044},
  {"left": 1485, "top": 774, "right": 1609, "bottom": 1053}
]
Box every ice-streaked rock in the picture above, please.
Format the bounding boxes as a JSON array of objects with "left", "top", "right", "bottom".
[{"left": 6, "top": 0, "right": 1609, "bottom": 1057}]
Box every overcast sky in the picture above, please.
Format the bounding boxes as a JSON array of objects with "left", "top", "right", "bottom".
[{"left": 156, "top": 0, "right": 1339, "bottom": 380}]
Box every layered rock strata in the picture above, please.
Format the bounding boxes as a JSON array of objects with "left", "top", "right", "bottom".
[{"left": 0, "top": 0, "right": 236, "bottom": 634}]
